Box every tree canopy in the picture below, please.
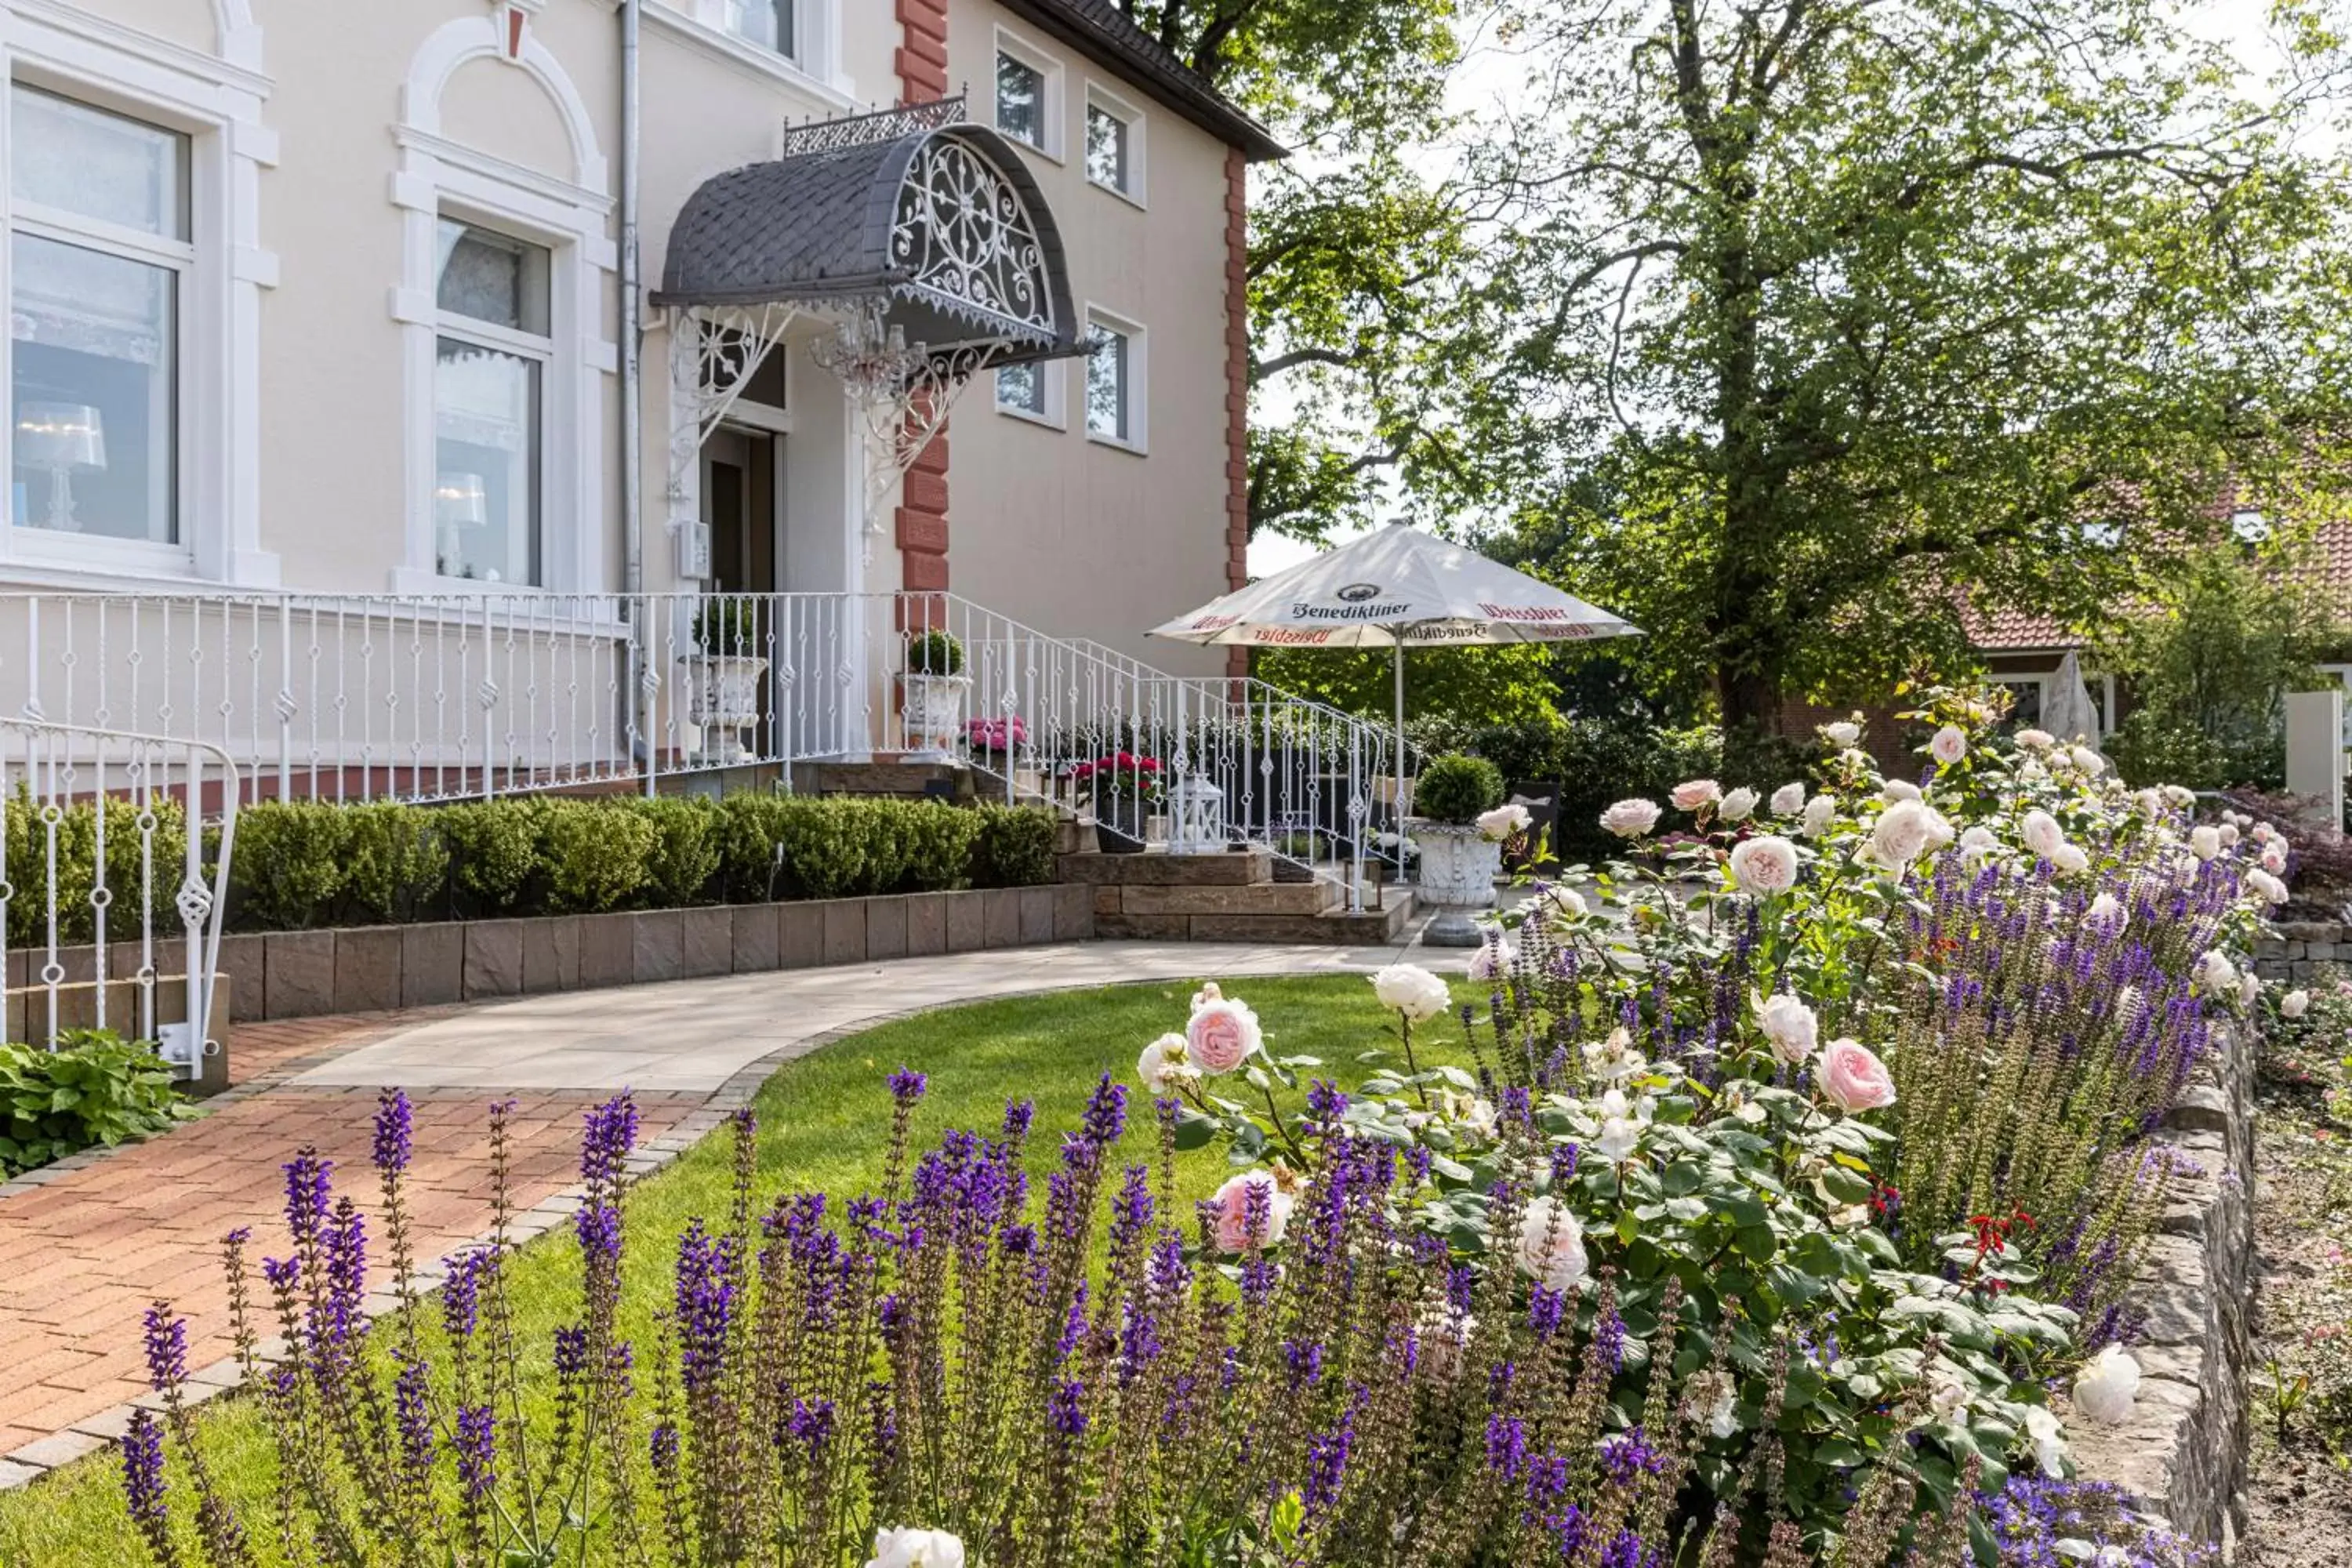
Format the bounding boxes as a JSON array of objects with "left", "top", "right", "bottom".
[{"left": 1228, "top": 0, "right": 2352, "bottom": 739}]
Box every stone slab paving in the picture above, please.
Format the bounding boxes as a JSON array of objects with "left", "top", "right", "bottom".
[{"left": 0, "top": 936, "right": 1454, "bottom": 1482}]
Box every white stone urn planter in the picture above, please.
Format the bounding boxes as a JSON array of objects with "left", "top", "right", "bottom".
[
  {"left": 677, "top": 653, "right": 768, "bottom": 764},
  {"left": 1410, "top": 820, "right": 1501, "bottom": 947},
  {"left": 901, "top": 673, "right": 971, "bottom": 763}
]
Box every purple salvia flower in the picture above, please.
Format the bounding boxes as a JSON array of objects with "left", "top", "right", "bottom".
[
  {"left": 1002, "top": 1098, "right": 1035, "bottom": 1139},
  {"left": 580, "top": 1092, "right": 639, "bottom": 1187},
  {"left": 1528, "top": 1286, "right": 1567, "bottom": 1341},
  {"left": 442, "top": 1249, "right": 485, "bottom": 1341},
  {"left": 142, "top": 1302, "right": 186, "bottom": 1392},
  {"left": 1598, "top": 1426, "right": 1666, "bottom": 1485},
  {"left": 887, "top": 1065, "right": 927, "bottom": 1106},
  {"left": 118, "top": 1408, "right": 172, "bottom": 1564},
  {"left": 1109, "top": 1165, "right": 1152, "bottom": 1254},
  {"left": 1080, "top": 1074, "right": 1128, "bottom": 1146},
  {"left": 1304, "top": 1079, "right": 1348, "bottom": 1127},
  {"left": 673, "top": 1222, "right": 736, "bottom": 1397},
  {"left": 1485, "top": 1414, "right": 1527, "bottom": 1479},
  {"left": 1283, "top": 1339, "right": 1324, "bottom": 1389},
  {"left": 1552, "top": 1142, "right": 1581, "bottom": 1185},
  {"left": 372, "top": 1088, "right": 412, "bottom": 1179},
  {"left": 455, "top": 1403, "right": 496, "bottom": 1501},
  {"left": 281, "top": 1149, "right": 332, "bottom": 1248},
  {"left": 1302, "top": 1405, "right": 1355, "bottom": 1515},
  {"left": 787, "top": 1396, "right": 835, "bottom": 1452},
  {"left": 1047, "top": 1377, "right": 1087, "bottom": 1438},
  {"left": 1595, "top": 1296, "right": 1626, "bottom": 1372},
  {"left": 650, "top": 1421, "right": 680, "bottom": 1470},
  {"left": 394, "top": 1356, "right": 434, "bottom": 1476}
]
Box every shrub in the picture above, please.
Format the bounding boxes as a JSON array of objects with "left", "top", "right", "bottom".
[
  {"left": 0, "top": 1029, "right": 187, "bottom": 1177},
  {"left": 436, "top": 800, "right": 540, "bottom": 916},
  {"left": 890, "top": 799, "right": 983, "bottom": 892},
  {"left": 1410, "top": 752, "right": 1504, "bottom": 824},
  {"left": 689, "top": 597, "right": 759, "bottom": 655},
  {"left": 228, "top": 801, "right": 351, "bottom": 931},
  {"left": 906, "top": 629, "right": 964, "bottom": 676},
  {"left": 772, "top": 799, "right": 878, "bottom": 900},
  {"left": 534, "top": 798, "right": 654, "bottom": 914},
  {"left": 612, "top": 794, "right": 723, "bottom": 907},
  {"left": 2, "top": 789, "right": 189, "bottom": 946},
  {"left": 971, "top": 803, "right": 1058, "bottom": 887},
  {"left": 715, "top": 791, "right": 797, "bottom": 902},
  {"left": 340, "top": 800, "right": 449, "bottom": 924}
]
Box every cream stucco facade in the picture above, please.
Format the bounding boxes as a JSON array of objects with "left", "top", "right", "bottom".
[{"left": 0, "top": 0, "right": 1253, "bottom": 674}]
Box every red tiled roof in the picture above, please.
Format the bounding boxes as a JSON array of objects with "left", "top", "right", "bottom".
[{"left": 1961, "top": 518, "right": 2352, "bottom": 652}]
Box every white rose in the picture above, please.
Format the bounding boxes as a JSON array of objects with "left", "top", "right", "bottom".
[
  {"left": 2189, "top": 825, "right": 2221, "bottom": 861},
  {"left": 1137, "top": 1033, "right": 1197, "bottom": 1094},
  {"left": 2134, "top": 787, "right": 2167, "bottom": 817},
  {"left": 2021, "top": 810, "right": 2067, "bottom": 860},
  {"left": 2246, "top": 868, "right": 2288, "bottom": 905},
  {"left": 1595, "top": 1116, "right": 1641, "bottom": 1163},
  {"left": 1537, "top": 884, "right": 1588, "bottom": 921},
  {"left": 2071, "top": 1345, "right": 2140, "bottom": 1425},
  {"left": 1599, "top": 799, "right": 1662, "bottom": 839},
  {"left": 1929, "top": 725, "right": 1968, "bottom": 766},
  {"left": 2085, "top": 892, "right": 2122, "bottom": 929},
  {"left": 1719, "top": 786, "right": 1759, "bottom": 822},
  {"left": 2049, "top": 842, "right": 2089, "bottom": 876},
  {"left": 2283, "top": 989, "right": 2310, "bottom": 1019},
  {"left": 1371, "top": 964, "right": 1452, "bottom": 1022},
  {"left": 1514, "top": 1196, "right": 1589, "bottom": 1291},
  {"left": 1800, "top": 793, "right": 1838, "bottom": 838},
  {"left": 1882, "top": 779, "right": 1924, "bottom": 803},
  {"left": 2023, "top": 1406, "right": 2067, "bottom": 1476},
  {"left": 1754, "top": 993, "right": 1820, "bottom": 1064},
  {"left": 866, "top": 1528, "right": 966, "bottom": 1568},
  {"left": 2241, "top": 972, "right": 2261, "bottom": 1006},
  {"left": 1958, "top": 825, "right": 1999, "bottom": 861},
  {"left": 2017, "top": 756, "right": 2046, "bottom": 782},
  {"left": 1584, "top": 1027, "right": 1644, "bottom": 1082},
  {"left": 2015, "top": 728, "right": 2056, "bottom": 750},
  {"left": 2071, "top": 747, "right": 2106, "bottom": 777},
  {"left": 1191, "top": 982, "right": 1223, "bottom": 1012},
  {"left": 1870, "top": 800, "right": 1950, "bottom": 866},
  {"left": 2198, "top": 949, "right": 2238, "bottom": 993},
  {"left": 1468, "top": 942, "right": 1514, "bottom": 983},
  {"left": 1769, "top": 782, "right": 1806, "bottom": 816},
  {"left": 2252, "top": 821, "right": 2276, "bottom": 844},
  {"left": 2260, "top": 844, "right": 2287, "bottom": 873},
  {"left": 1928, "top": 1360, "right": 1972, "bottom": 1417},
  {"left": 2162, "top": 784, "right": 2196, "bottom": 807},
  {"left": 1460, "top": 1098, "right": 1500, "bottom": 1141},
  {"left": 1598, "top": 1087, "right": 1632, "bottom": 1119},
  {"left": 1728, "top": 835, "right": 1801, "bottom": 895},
  {"left": 1822, "top": 720, "right": 1861, "bottom": 746},
  {"left": 1475, "top": 803, "right": 1533, "bottom": 843},
  {"left": 2218, "top": 822, "right": 2241, "bottom": 848}
]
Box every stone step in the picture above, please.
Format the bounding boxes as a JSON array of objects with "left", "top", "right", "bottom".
[
  {"left": 1107, "top": 880, "right": 1340, "bottom": 917},
  {"left": 803, "top": 761, "right": 975, "bottom": 799},
  {"left": 1096, "top": 891, "right": 1414, "bottom": 946},
  {"left": 1058, "top": 849, "right": 1274, "bottom": 886}
]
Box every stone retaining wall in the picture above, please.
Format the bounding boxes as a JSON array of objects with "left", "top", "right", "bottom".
[
  {"left": 8, "top": 885, "right": 1095, "bottom": 1027},
  {"left": 2252, "top": 920, "right": 2351, "bottom": 983},
  {"left": 2067, "top": 1022, "right": 2257, "bottom": 1552}
]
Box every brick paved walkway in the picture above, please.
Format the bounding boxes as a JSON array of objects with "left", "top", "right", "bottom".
[{"left": 0, "top": 938, "right": 1444, "bottom": 1482}]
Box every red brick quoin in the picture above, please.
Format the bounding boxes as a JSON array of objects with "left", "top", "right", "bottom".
[
  {"left": 1224, "top": 147, "right": 1251, "bottom": 680},
  {"left": 897, "top": 0, "right": 952, "bottom": 593}
]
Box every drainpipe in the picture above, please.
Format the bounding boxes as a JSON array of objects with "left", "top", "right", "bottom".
[{"left": 619, "top": 0, "right": 644, "bottom": 598}]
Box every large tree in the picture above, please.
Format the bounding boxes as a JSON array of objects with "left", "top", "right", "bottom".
[
  {"left": 1117, "top": 0, "right": 1494, "bottom": 543},
  {"left": 1451, "top": 0, "right": 2352, "bottom": 737}
]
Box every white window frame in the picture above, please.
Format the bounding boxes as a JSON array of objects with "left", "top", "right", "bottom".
[
  {"left": 992, "top": 27, "right": 1065, "bottom": 162},
  {"left": 431, "top": 217, "right": 554, "bottom": 587},
  {"left": 1083, "top": 306, "right": 1147, "bottom": 456},
  {"left": 1083, "top": 83, "right": 1146, "bottom": 207},
  {"left": 394, "top": 17, "right": 615, "bottom": 596},
  {"left": 0, "top": 12, "right": 279, "bottom": 589},
  {"left": 646, "top": 1, "right": 854, "bottom": 105},
  {"left": 993, "top": 355, "right": 1064, "bottom": 430},
  {"left": 1994, "top": 666, "right": 2116, "bottom": 736}
]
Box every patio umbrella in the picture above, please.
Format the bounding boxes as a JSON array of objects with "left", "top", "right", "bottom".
[
  {"left": 2044, "top": 650, "right": 2102, "bottom": 748},
  {"left": 1148, "top": 521, "right": 1642, "bottom": 818}
]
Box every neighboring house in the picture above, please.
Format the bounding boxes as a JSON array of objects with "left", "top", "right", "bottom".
[{"left": 0, "top": 0, "right": 1283, "bottom": 764}]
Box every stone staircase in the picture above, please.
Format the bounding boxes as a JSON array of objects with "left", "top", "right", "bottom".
[{"left": 1062, "top": 847, "right": 1414, "bottom": 945}]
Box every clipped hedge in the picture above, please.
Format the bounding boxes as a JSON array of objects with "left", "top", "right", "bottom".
[
  {"left": 216, "top": 791, "right": 1059, "bottom": 932},
  {"left": 2, "top": 789, "right": 189, "bottom": 946}
]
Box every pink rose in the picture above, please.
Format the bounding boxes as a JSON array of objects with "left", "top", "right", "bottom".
[
  {"left": 1819, "top": 1038, "right": 1896, "bottom": 1112},
  {"left": 1186, "top": 998, "right": 1262, "bottom": 1074},
  {"left": 1669, "top": 779, "right": 1722, "bottom": 812},
  {"left": 1210, "top": 1170, "right": 1292, "bottom": 1252}
]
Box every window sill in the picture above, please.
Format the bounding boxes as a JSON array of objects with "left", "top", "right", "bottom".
[
  {"left": 996, "top": 401, "right": 1065, "bottom": 433},
  {"left": 998, "top": 131, "right": 1065, "bottom": 167},
  {"left": 1087, "top": 176, "right": 1147, "bottom": 211},
  {"left": 643, "top": 4, "right": 858, "bottom": 110},
  {"left": 1085, "top": 430, "right": 1148, "bottom": 458}
]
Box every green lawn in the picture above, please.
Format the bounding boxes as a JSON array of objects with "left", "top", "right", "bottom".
[{"left": 0, "top": 971, "right": 1479, "bottom": 1566}]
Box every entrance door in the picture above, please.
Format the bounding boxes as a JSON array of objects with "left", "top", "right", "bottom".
[{"left": 700, "top": 426, "right": 781, "bottom": 755}]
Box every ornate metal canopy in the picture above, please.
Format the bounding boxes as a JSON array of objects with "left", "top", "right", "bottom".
[
  {"left": 655, "top": 100, "right": 1081, "bottom": 571},
  {"left": 652, "top": 101, "right": 1076, "bottom": 368}
]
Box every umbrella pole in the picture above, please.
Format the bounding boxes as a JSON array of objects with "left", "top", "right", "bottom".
[{"left": 1393, "top": 637, "right": 1406, "bottom": 833}]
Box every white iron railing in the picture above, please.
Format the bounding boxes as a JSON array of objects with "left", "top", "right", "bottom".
[
  {"left": 0, "top": 718, "right": 237, "bottom": 1075},
  {"left": 0, "top": 590, "right": 1413, "bottom": 906}
]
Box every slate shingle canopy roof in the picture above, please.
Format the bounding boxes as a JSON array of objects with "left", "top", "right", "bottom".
[{"left": 652, "top": 123, "right": 1078, "bottom": 365}]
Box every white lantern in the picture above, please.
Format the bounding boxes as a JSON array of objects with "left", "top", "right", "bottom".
[{"left": 1168, "top": 775, "right": 1226, "bottom": 855}]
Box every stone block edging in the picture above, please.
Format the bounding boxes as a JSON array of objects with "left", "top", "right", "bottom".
[
  {"left": 2066, "top": 1022, "right": 2258, "bottom": 1550},
  {"left": 2251, "top": 919, "right": 2348, "bottom": 983},
  {"left": 17, "top": 886, "right": 1095, "bottom": 1029}
]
